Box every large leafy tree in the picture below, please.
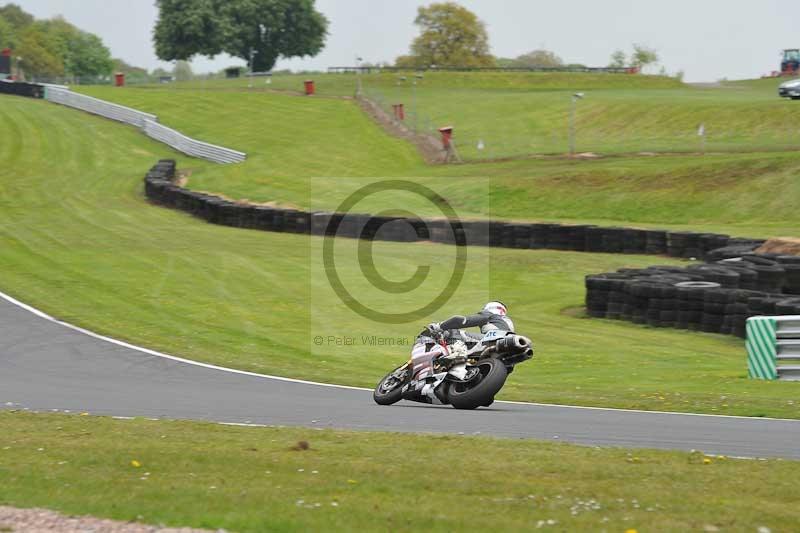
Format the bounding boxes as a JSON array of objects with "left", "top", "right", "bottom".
[
  {"left": 32, "top": 17, "right": 112, "bottom": 78},
  {"left": 0, "top": 14, "right": 16, "bottom": 49},
  {"left": 154, "top": 0, "right": 328, "bottom": 72},
  {"left": 66, "top": 31, "right": 113, "bottom": 77},
  {"left": 399, "top": 2, "right": 493, "bottom": 68},
  {"left": 0, "top": 3, "right": 33, "bottom": 29},
  {"left": 16, "top": 27, "right": 63, "bottom": 77},
  {"left": 0, "top": 5, "right": 112, "bottom": 79}
]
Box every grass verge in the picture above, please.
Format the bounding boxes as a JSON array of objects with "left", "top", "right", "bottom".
[{"left": 1, "top": 412, "right": 798, "bottom": 532}]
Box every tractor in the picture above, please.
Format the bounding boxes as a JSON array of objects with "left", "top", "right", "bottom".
[{"left": 781, "top": 49, "right": 800, "bottom": 76}]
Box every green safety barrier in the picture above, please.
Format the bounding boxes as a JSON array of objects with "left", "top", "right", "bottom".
[{"left": 747, "top": 316, "right": 800, "bottom": 380}]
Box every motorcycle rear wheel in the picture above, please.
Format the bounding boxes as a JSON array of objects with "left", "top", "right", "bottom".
[
  {"left": 447, "top": 358, "right": 507, "bottom": 410},
  {"left": 373, "top": 365, "right": 409, "bottom": 405}
]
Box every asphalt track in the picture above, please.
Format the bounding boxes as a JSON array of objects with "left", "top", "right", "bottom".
[{"left": 2, "top": 293, "right": 800, "bottom": 460}]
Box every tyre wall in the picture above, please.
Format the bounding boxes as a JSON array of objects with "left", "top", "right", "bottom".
[
  {"left": 145, "top": 159, "right": 798, "bottom": 341},
  {"left": 586, "top": 257, "right": 800, "bottom": 338},
  {"left": 143, "top": 160, "right": 761, "bottom": 259},
  {"left": 0, "top": 81, "right": 44, "bottom": 98}
]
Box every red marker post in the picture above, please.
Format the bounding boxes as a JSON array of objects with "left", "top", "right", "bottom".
[
  {"left": 438, "top": 126, "right": 460, "bottom": 163},
  {"left": 438, "top": 126, "right": 453, "bottom": 149},
  {"left": 392, "top": 104, "right": 406, "bottom": 121}
]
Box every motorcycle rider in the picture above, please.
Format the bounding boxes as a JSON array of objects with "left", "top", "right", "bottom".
[{"left": 419, "top": 301, "right": 515, "bottom": 366}]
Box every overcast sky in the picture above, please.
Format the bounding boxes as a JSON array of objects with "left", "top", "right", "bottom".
[{"left": 11, "top": 0, "right": 799, "bottom": 81}]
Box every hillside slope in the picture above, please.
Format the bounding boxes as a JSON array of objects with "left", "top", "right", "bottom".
[{"left": 77, "top": 85, "right": 800, "bottom": 237}]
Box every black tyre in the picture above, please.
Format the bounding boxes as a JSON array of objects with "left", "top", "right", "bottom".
[
  {"left": 447, "top": 358, "right": 508, "bottom": 410},
  {"left": 373, "top": 365, "right": 409, "bottom": 406}
]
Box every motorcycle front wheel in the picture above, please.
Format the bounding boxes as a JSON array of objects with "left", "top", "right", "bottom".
[
  {"left": 373, "top": 365, "right": 409, "bottom": 405},
  {"left": 447, "top": 358, "right": 507, "bottom": 410}
]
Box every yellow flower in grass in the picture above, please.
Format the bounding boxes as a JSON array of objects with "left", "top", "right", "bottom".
[{"left": 131, "top": 460, "right": 142, "bottom": 468}]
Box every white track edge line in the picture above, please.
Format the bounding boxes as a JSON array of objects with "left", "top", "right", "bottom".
[{"left": 2, "top": 288, "right": 799, "bottom": 424}]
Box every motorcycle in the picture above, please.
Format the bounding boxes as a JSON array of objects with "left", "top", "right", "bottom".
[{"left": 373, "top": 327, "right": 533, "bottom": 410}]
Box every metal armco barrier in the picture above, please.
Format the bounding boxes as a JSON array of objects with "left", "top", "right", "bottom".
[
  {"left": 45, "top": 86, "right": 156, "bottom": 128},
  {"left": 43, "top": 87, "right": 246, "bottom": 164},
  {"left": 747, "top": 316, "right": 800, "bottom": 380},
  {"left": 143, "top": 120, "right": 246, "bottom": 164}
]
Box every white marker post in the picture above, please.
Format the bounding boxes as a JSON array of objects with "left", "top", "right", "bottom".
[{"left": 698, "top": 123, "right": 706, "bottom": 155}]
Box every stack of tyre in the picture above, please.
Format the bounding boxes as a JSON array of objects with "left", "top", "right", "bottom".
[
  {"left": 144, "top": 162, "right": 750, "bottom": 258},
  {"left": 0, "top": 81, "right": 45, "bottom": 98},
  {"left": 586, "top": 251, "right": 800, "bottom": 338}
]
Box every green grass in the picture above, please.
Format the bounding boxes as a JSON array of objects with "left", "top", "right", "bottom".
[
  {"left": 2, "top": 93, "right": 800, "bottom": 417},
  {"left": 359, "top": 82, "right": 800, "bottom": 159},
  {"left": 2, "top": 412, "right": 799, "bottom": 532},
  {"left": 76, "top": 85, "right": 800, "bottom": 238},
  {"left": 114, "top": 71, "right": 800, "bottom": 159}
]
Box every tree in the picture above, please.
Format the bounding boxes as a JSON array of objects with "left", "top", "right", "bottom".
[
  {"left": 395, "top": 54, "right": 422, "bottom": 69},
  {"left": 173, "top": 59, "right": 193, "bottom": 81},
  {"left": 63, "top": 31, "right": 113, "bottom": 77},
  {"left": 399, "top": 2, "right": 493, "bottom": 68},
  {"left": 0, "top": 14, "right": 16, "bottom": 49},
  {"left": 153, "top": 0, "right": 224, "bottom": 61},
  {"left": 151, "top": 67, "right": 172, "bottom": 78},
  {"left": 0, "top": 3, "right": 33, "bottom": 30},
  {"left": 0, "top": 6, "right": 112, "bottom": 79},
  {"left": 16, "top": 27, "right": 63, "bottom": 78},
  {"left": 32, "top": 16, "right": 74, "bottom": 62},
  {"left": 153, "top": 0, "right": 329, "bottom": 72},
  {"left": 608, "top": 49, "right": 627, "bottom": 68},
  {"left": 631, "top": 44, "right": 659, "bottom": 70},
  {"left": 28, "top": 16, "right": 112, "bottom": 78},
  {"left": 511, "top": 49, "right": 563, "bottom": 69}
]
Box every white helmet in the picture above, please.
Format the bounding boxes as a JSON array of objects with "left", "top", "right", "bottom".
[{"left": 483, "top": 301, "right": 508, "bottom": 316}]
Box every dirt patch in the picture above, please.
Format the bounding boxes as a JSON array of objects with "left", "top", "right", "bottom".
[
  {"left": 356, "top": 96, "right": 446, "bottom": 164},
  {"left": 756, "top": 237, "right": 800, "bottom": 256},
  {"left": 0, "top": 506, "right": 216, "bottom": 532},
  {"left": 175, "top": 168, "right": 192, "bottom": 187}
]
